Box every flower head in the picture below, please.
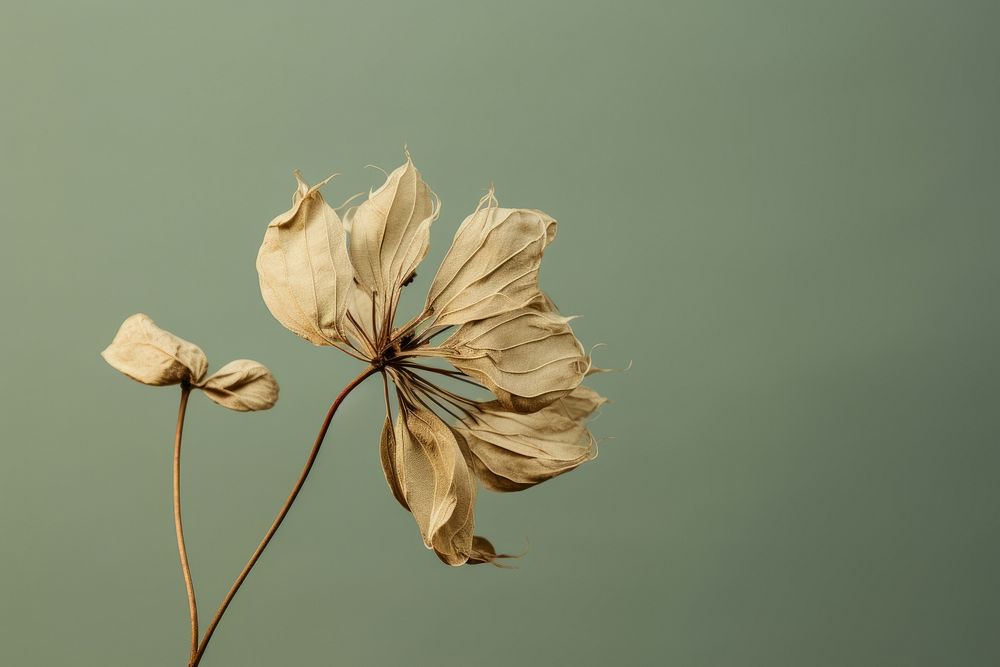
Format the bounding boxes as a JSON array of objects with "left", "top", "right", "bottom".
[
  {"left": 257, "top": 153, "right": 605, "bottom": 565},
  {"left": 102, "top": 313, "right": 279, "bottom": 412}
]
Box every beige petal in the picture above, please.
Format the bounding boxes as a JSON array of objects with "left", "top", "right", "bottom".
[
  {"left": 379, "top": 415, "right": 408, "bottom": 509},
  {"left": 423, "top": 191, "right": 556, "bottom": 328},
  {"left": 197, "top": 359, "right": 279, "bottom": 412},
  {"left": 392, "top": 400, "right": 477, "bottom": 566},
  {"left": 257, "top": 171, "right": 356, "bottom": 346},
  {"left": 434, "top": 307, "right": 588, "bottom": 412},
  {"left": 347, "top": 154, "right": 437, "bottom": 336},
  {"left": 455, "top": 386, "right": 606, "bottom": 491},
  {"left": 101, "top": 314, "right": 208, "bottom": 386}
]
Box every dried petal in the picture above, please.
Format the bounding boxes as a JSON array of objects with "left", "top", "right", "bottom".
[
  {"left": 456, "top": 386, "right": 606, "bottom": 491},
  {"left": 393, "top": 400, "right": 477, "bottom": 565},
  {"left": 347, "top": 154, "right": 437, "bottom": 337},
  {"left": 197, "top": 359, "right": 279, "bottom": 412},
  {"left": 101, "top": 314, "right": 208, "bottom": 386},
  {"left": 379, "top": 415, "right": 408, "bottom": 509},
  {"left": 257, "top": 171, "right": 356, "bottom": 345},
  {"left": 424, "top": 192, "right": 556, "bottom": 328},
  {"left": 435, "top": 307, "right": 589, "bottom": 413}
]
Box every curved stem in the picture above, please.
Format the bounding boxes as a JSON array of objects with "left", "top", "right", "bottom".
[
  {"left": 173, "top": 383, "right": 199, "bottom": 664},
  {"left": 191, "top": 366, "right": 378, "bottom": 666}
]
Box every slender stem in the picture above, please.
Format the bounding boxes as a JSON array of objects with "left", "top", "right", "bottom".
[
  {"left": 173, "top": 383, "right": 199, "bottom": 664},
  {"left": 190, "top": 366, "right": 378, "bottom": 666}
]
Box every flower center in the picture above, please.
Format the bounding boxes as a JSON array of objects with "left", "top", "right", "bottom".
[{"left": 373, "top": 345, "right": 397, "bottom": 369}]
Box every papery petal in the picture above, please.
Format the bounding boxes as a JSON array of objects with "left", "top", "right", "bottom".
[
  {"left": 101, "top": 314, "right": 208, "bottom": 386},
  {"left": 424, "top": 192, "right": 556, "bottom": 328},
  {"left": 347, "top": 154, "right": 437, "bottom": 332},
  {"left": 196, "top": 359, "right": 279, "bottom": 411},
  {"left": 435, "top": 306, "right": 589, "bottom": 413},
  {"left": 257, "top": 171, "right": 355, "bottom": 346},
  {"left": 379, "top": 415, "right": 408, "bottom": 509},
  {"left": 455, "top": 386, "right": 606, "bottom": 491},
  {"left": 393, "top": 400, "right": 478, "bottom": 566}
]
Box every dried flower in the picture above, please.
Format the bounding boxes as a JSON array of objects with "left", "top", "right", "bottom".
[
  {"left": 102, "top": 313, "right": 279, "bottom": 411},
  {"left": 257, "top": 152, "right": 605, "bottom": 565}
]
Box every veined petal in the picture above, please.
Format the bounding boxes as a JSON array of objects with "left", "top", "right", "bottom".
[
  {"left": 435, "top": 307, "right": 589, "bottom": 413},
  {"left": 196, "top": 359, "right": 279, "bottom": 412},
  {"left": 348, "top": 154, "right": 437, "bottom": 334},
  {"left": 101, "top": 314, "right": 208, "bottom": 386},
  {"left": 455, "top": 386, "right": 606, "bottom": 491},
  {"left": 257, "top": 171, "right": 355, "bottom": 345},
  {"left": 392, "top": 400, "right": 477, "bottom": 566},
  {"left": 423, "top": 191, "right": 556, "bottom": 328},
  {"left": 379, "top": 415, "right": 408, "bottom": 509}
]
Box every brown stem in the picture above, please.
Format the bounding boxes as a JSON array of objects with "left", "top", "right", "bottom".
[
  {"left": 191, "top": 366, "right": 378, "bottom": 666},
  {"left": 173, "top": 383, "right": 199, "bottom": 664}
]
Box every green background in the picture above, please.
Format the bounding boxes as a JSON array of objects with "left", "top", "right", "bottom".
[{"left": 2, "top": 1, "right": 998, "bottom": 665}]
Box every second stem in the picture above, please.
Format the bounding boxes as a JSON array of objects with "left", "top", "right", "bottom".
[
  {"left": 190, "top": 365, "right": 378, "bottom": 666},
  {"left": 174, "top": 383, "right": 199, "bottom": 664}
]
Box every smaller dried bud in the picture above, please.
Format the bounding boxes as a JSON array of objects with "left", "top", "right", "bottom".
[{"left": 101, "top": 314, "right": 279, "bottom": 412}]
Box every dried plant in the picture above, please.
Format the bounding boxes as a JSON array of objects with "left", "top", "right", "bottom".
[{"left": 101, "top": 151, "right": 608, "bottom": 666}]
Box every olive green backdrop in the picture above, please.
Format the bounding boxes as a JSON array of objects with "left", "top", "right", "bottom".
[{"left": 2, "top": 1, "right": 998, "bottom": 665}]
